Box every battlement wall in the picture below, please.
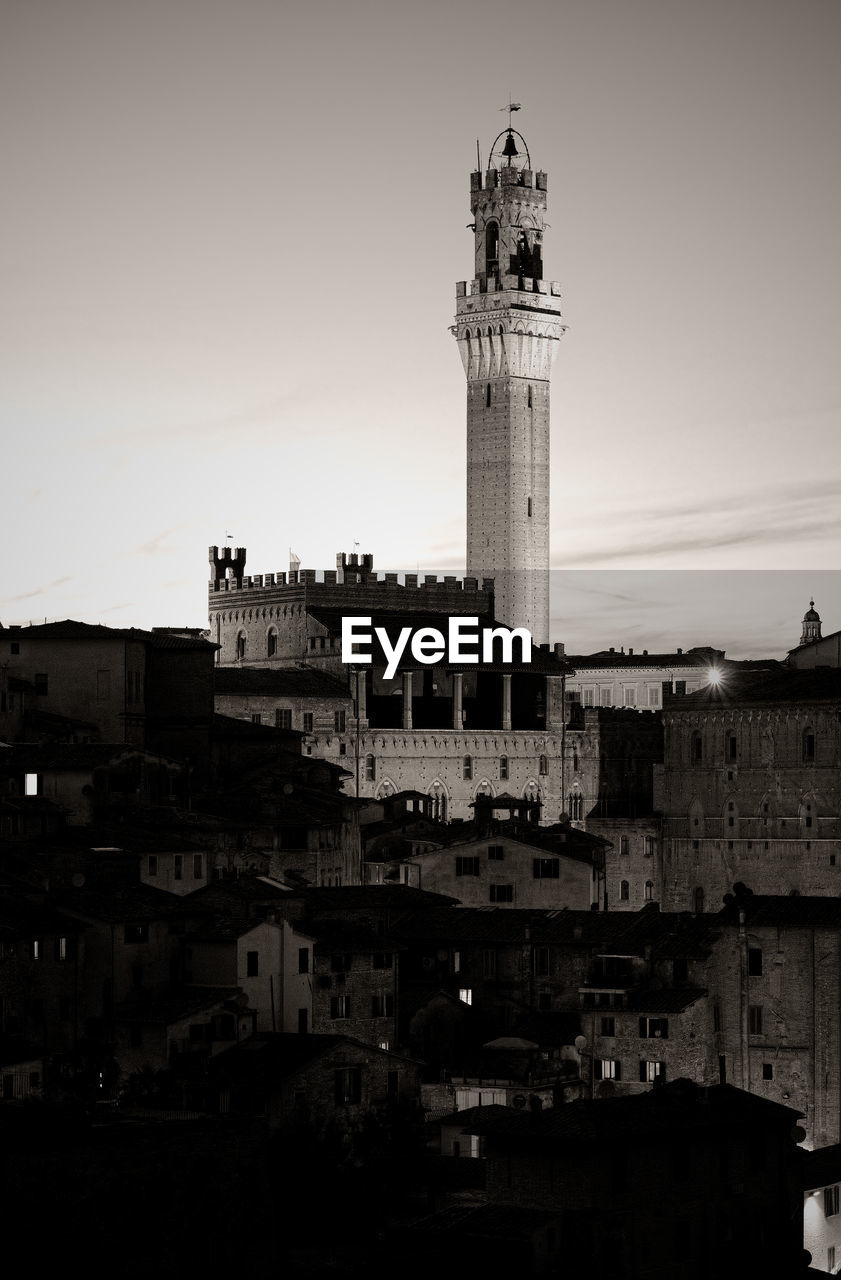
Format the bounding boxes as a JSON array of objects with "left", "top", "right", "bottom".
[
  {"left": 456, "top": 277, "right": 562, "bottom": 300},
  {"left": 471, "top": 168, "right": 548, "bottom": 192}
]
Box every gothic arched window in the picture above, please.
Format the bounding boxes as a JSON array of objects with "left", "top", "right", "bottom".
[
  {"left": 485, "top": 220, "right": 499, "bottom": 275},
  {"left": 266, "top": 627, "right": 277, "bottom": 657},
  {"left": 236, "top": 631, "right": 246, "bottom": 660}
]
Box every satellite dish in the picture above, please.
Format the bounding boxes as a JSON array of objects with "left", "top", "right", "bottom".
[{"left": 574, "top": 1035, "right": 587, "bottom": 1052}]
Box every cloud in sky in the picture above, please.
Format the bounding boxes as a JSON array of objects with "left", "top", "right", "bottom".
[{"left": 555, "top": 476, "right": 841, "bottom": 568}]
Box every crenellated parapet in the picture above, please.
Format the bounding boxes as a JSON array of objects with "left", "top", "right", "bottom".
[{"left": 209, "top": 545, "right": 247, "bottom": 582}]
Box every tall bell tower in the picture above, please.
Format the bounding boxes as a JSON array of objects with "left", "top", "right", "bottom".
[{"left": 453, "top": 123, "right": 564, "bottom": 646}]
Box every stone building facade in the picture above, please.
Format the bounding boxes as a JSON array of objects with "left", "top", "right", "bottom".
[{"left": 660, "top": 668, "right": 841, "bottom": 912}]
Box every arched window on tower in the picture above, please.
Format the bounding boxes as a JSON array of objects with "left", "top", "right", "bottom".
[
  {"left": 485, "top": 220, "right": 499, "bottom": 276},
  {"left": 236, "top": 631, "right": 246, "bottom": 660},
  {"left": 644, "top": 880, "right": 654, "bottom": 901},
  {"left": 499, "top": 755, "right": 509, "bottom": 780},
  {"left": 538, "top": 754, "right": 548, "bottom": 776},
  {"left": 267, "top": 627, "right": 278, "bottom": 657},
  {"left": 365, "top": 754, "right": 376, "bottom": 782},
  {"left": 803, "top": 728, "right": 816, "bottom": 762},
  {"left": 691, "top": 731, "right": 702, "bottom": 764},
  {"left": 463, "top": 756, "right": 473, "bottom": 781}
]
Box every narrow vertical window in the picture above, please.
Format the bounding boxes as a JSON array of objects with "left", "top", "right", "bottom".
[
  {"left": 486, "top": 383, "right": 491, "bottom": 407},
  {"left": 527, "top": 497, "right": 532, "bottom": 517},
  {"left": 527, "top": 385, "right": 533, "bottom": 409}
]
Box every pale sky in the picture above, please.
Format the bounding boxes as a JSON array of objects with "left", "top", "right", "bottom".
[{"left": 2, "top": 0, "right": 839, "bottom": 657}]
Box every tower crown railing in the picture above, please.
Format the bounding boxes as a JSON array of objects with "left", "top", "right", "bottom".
[
  {"left": 456, "top": 277, "right": 562, "bottom": 298},
  {"left": 471, "top": 169, "right": 548, "bottom": 192}
]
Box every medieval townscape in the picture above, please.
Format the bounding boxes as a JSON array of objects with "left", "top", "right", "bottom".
[{"left": 3, "top": 13, "right": 839, "bottom": 1276}]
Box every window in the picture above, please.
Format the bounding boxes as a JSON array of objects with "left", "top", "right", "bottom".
[
  {"left": 482, "top": 949, "right": 497, "bottom": 978},
  {"left": 804, "top": 730, "right": 816, "bottom": 762},
  {"left": 55, "top": 936, "right": 68, "bottom": 962},
  {"left": 31, "top": 938, "right": 41, "bottom": 961},
  {"left": 489, "top": 883, "right": 513, "bottom": 903},
  {"left": 24, "top": 773, "right": 38, "bottom": 796},
  {"left": 371, "top": 994, "right": 394, "bottom": 1017},
  {"left": 330, "top": 996, "right": 350, "bottom": 1019},
  {"left": 456, "top": 856, "right": 480, "bottom": 877},
  {"left": 643, "top": 836, "right": 655, "bottom": 858},
  {"left": 539, "top": 754, "right": 548, "bottom": 776},
  {"left": 623, "top": 687, "right": 636, "bottom": 707},
  {"left": 640, "top": 1060, "right": 665, "bottom": 1083},
  {"left": 675, "top": 680, "right": 686, "bottom": 695},
  {"left": 174, "top": 855, "right": 183, "bottom": 881},
  {"left": 236, "top": 632, "right": 246, "bottom": 660},
  {"left": 762, "top": 1062, "right": 773, "bottom": 1081},
  {"left": 334, "top": 1067, "right": 362, "bottom": 1105},
  {"left": 600, "top": 1016, "right": 615, "bottom": 1037},
  {"left": 334, "top": 710, "right": 346, "bottom": 733},
  {"left": 246, "top": 951, "right": 259, "bottom": 977},
  {"left": 193, "top": 854, "right": 203, "bottom": 880},
  {"left": 619, "top": 880, "right": 630, "bottom": 901},
  {"left": 34, "top": 673, "right": 49, "bottom": 696},
  {"left": 694, "top": 886, "right": 705, "bottom": 914},
  {"left": 458, "top": 988, "right": 472, "bottom": 1005},
  {"left": 275, "top": 708, "right": 292, "bottom": 730},
  {"left": 691, "top": 732, "right": 702, "bottom": 763},
  {"left": 527, "top": 497, "right": 532, "bottom": 517},
  {"left": 452, "top": 950, "right": 461, "bottom": 973},
  {"left": 267, "top": 629, "right": 277, "bottom": 657},
  {"left": 148, "top": 855, "right": 157, "bottom": 877},
  {"left": 648, "top": 686, "right": 660, "bottom": 707},
  {"left": 644, "top": 880, "right": 654, "bottom": 901},
  {"left": 619, "top": 836, "right": 629, "bottom": 856},
  {"left": 372, "top": 952, "right": 392, "bottom": 969},
  {"left": 595, "top": 1059, "right": 621, "bottom": 1080},
  {"left": 302, "top": 712, "right": 313, "bottom": 733},
  {"left": 486, "top": 383, "right": 491, "bottom": 408},
  {"left": 748, "top": 948, "right": 762, "bottom": 976},
  {"left": 485, "top": 221, "right": 499, "bottom": 273},
  {"left": 639, "top": 1017, "right": 669, "bottom": 1040},
  {"left": 534, "top": 947, "right": 550, "bottom": 977},
  {"left": 726, "top": 732, "right": 737, "bottom": 762},
  {"left": 251, "top": 712, "right": 263, "bottom": 725},
  {"left": 568, "top": 792, "right": 583, "bottom": 820},
  {"left": 829, "top": 1247, "right": 836, "bottom": 1273},
  {"left": 298, "top": 948, "right": 309, "bottom": 974},
  {"left": 499, "top": 756, "right": 508, "bottom": 780},
  {"left": 533, "top": 858, "right": 560, "bottom": 879},
  {"left": 825, "top": 1185, "right": 840, "bottom": 1217},
  {"left": 463, "top": 755, "right": 473, "bottom": 780},
  {"left": 331, "top": 952, "right": 352, "bottom": 973},
  {"left": 527, "top": 384, "right": 533, "bottom": 409},
  {"left": 749, "top": 1005, "right": 763, "bottom": 1036},
  {"left": 488, "top": 845, "right": 504, "bottom": 860}
]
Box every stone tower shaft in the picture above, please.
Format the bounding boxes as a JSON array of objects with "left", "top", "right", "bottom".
[{"left": 453, "top": 150, "right": 565, "bottom": 647}]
